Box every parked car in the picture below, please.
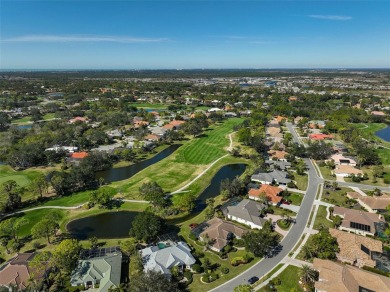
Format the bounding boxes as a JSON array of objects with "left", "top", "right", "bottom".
[
  {"left": 248, "top": 276, "right": 259, "bottom": 285},
  {"left": 189, "top": 223, "right": 198, "bottom": 229},
  {"left": 282, "top": 200, "right": 291, "bottom": 205}
]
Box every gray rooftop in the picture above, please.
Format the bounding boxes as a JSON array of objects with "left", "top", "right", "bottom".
[
  {"left": 227, "top": 199, "right": 267, "bottom": 228},
  {"left": 251, "top": 170, "right": 291, "bottom": 185}
]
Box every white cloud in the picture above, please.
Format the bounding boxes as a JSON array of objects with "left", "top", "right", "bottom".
[
  {"left": 2, "top": 35, "right": 169, "bottom": 43},
  {"left": 308, "top": 15, "right": 352, "bottom": 21}
]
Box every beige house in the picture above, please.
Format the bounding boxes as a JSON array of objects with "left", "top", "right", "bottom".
[
  {"left": 199, "top": 217, "right": 247, "bottom": 252},
  {"left": 333, "top": 165, "right": 364, "bottom": 177},
  {"left": 313, "top": 258, "right": 390, "bottom": 292},
  {"left": 329, "top": 154, "right": 357, "bottom": 166},
  {"left": 329, "top": 228, "right": 382, "bottom": 268},
  {"left": 347, "top": 192, "right": 390, "bottom": 213},
  {"left": 333, "top": 206, "right": 386, "bottom": 236}
]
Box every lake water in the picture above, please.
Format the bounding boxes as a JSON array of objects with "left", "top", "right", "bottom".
[
  {"left": 66, "top": 211, "right": 139, "bottom": 240},
  {"left": 376, "top": 125, "right": 390, "bottom": 142},
  {"left": 17, "top": 124, "right": 33, "bottom": 129},
  {"left": 96, "top": 144, "right": 181, "bottom": 183},
  {"left": 193, "top": 163, "right": 247, "bottom": 211},
  {"left": 68, "top": 163, "right": 247, "bottom": 239}
]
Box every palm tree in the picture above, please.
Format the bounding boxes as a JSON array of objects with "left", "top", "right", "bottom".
[
  {"left": 299, "top": 264, "right": 318, "bottom": 289},
  {"left": 301, "top": 245, "right": 313, "bottom": 260}
]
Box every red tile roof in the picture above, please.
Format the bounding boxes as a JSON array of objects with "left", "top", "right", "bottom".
[
  {"left": 248, "top": 185, "right": 283, "bottom": 204},
  {"left": 70, "top": 151, "right": 89, "bottom": 159}
]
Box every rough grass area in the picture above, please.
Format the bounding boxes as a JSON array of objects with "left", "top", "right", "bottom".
[{"left": 313, "top": 206, "right": 334, "bottom": 230}]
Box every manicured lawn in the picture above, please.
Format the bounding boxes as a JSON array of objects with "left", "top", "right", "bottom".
[
  {"left": 12, "top": 116, "right": 32, "bottom": 124},
  {"left": 321, "top": 187, "right": 354, "bottom": 207},
  {"left": 286, "top": 192, "right": 303, "bottom": 206},
  {"left": 260, "top": 265, "right": 303, "bottom": 292},
  {"left": 43, "top": 113, "right": 56, "bottom": 120},
  {"left": 377, "top": 148, "right": 390, "bottom": 166},
  {"left": 319, "top": 166, "right": 335, "bottom": 180},
  {"left": 5, "top": 209, "right": 69, "bottom": 238},
  {"left": 313, "top": 206, "right": 334, "bottom": 230},
  {"left": 0, "top": 165, "right": 48, "bottom": 202},
  {"left": 176, "top": 118, "right": 243, "bottom": 165},
  {"left": 293, "top": 174, "right": 308, "bottom": 191},
  {"left": 111, "top": 119, "right": 244, "bottom": 198}
]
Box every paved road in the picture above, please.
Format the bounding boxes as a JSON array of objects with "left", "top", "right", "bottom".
[{"left": 210, "top": 122, "right": 321, "bottom": 291}]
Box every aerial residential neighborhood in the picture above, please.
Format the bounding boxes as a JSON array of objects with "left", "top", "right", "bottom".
[
  {"left": 0, "top": 68, "right": 389, "bottom": 292},
  {"left": 1, "top": 1, "right": 390, "bottom": 291}
]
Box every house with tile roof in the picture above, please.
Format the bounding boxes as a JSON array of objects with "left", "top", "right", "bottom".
[
  {"left": 70, "top": 151, "right": 89, "bottom": 159},
  {"left": 329, "top": 154, "right": 357, "bottom": 166},
  {"left": 313, "top": 258, "right": 390, "bottom": 292},
  {"left": 226, "top": 199, "right": 267, "bottom": 229},
  {"left": 199, "top": 217, "right": 247, "bottom": 252},
  {"left": 308, "top": 133, "right": 333, "bottom": 140},
  {"left": 329, "top": 228, "right": 382, "bottom": 268},
  {"left": 333, "top": 165, "right": 364, "bottom": 177},
  {"left": 347, "top": 192, "right": 390, "bottom": 213},
  {"left": 248, "top": 185, "right": 283, "bottom": 205},
  {"left": 267, "top": 150, "right": 288, "bottom": 162},
  {"left": 140, "top": 241, "right": 196, "bottom": 278},
  {"left": 333, "top": 206, "right": 386, "bottom": 236},
  {"left": 70, "top": 248, "right": 122, "bottom": 292},
  {"left": 0, "top": 253, "right": 45, "bottom": 291}
]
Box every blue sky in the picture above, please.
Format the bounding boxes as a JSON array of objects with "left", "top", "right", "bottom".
[{"left": 1, "top": 1, "right": 389, "bottom": 69}]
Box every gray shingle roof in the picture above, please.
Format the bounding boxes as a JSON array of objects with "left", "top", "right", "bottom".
[{"left": 227, "top": 199, "right": 267, "bottom": 228}]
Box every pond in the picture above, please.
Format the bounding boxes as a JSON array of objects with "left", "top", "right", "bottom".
[
  {"left": 96, "top": 144, "right": 181, "bottom": 183},
  {"left": 194, "top": 163, "right": 247, "bottom": 212},
  {"left": 376, "top": 125, "right": 390, "bottom": 142},
  {"left": 67, "top": 163, "right": 247, "bottom": 239},
  {"left": 67, "top": 211, "right": 139, "bottom": 240},
  {"left": 16, "top": 124, "right": 33, "bottom": 130}
]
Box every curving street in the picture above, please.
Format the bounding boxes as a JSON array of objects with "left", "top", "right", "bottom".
[{"left": 210, "top": 122, "right": 321, "bottom": 291}]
